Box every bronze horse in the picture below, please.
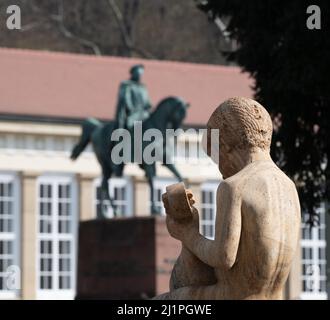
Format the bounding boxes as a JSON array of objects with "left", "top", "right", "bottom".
[{"left": 71, "top": 97, "right": 189, "bottom": 218}]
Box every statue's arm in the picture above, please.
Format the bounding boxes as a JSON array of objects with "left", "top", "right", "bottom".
[
  {"left": 144, "top": 88, "right": 152, "bottom": 111},
  {"left": 184, "top": 181, "right": 242, "bottom": 269},
  {"left": 123, "top": 84, "right": 134, "bottom": 111},
  {"left": 115, "top": 84, "right": 127, "bottom": 127}
]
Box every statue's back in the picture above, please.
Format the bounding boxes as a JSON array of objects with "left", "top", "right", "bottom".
[{"left": 226, "top": 161, "right": 301, "bottom": 299}]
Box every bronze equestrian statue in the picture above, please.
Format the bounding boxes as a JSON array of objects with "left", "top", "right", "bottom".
[{"left": 71, "top": 65, "right": 189, "bottom": 218}]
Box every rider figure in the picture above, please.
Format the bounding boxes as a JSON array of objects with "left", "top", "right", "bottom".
[{"left": 115, "top": 64, "right": 152, "bottom": 130}]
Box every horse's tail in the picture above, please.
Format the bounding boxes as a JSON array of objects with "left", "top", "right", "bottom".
[{"left": 70, "top": 118, "right": 101, "bottom": 160}]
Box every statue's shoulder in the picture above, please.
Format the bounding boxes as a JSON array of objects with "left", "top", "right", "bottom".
[
  {"left": 120, "top": 80, "right": 145, "bottom": 88},
  {"left": 120, "top": 80, "right": 132, "bottom": 87},
  {"left": 217, "top": 179, "right": 238, "bottom": 198},
  {"left": 220, "top": 166, "right": 255, "bottom": 195}
]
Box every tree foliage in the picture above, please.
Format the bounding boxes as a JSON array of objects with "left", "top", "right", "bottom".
[{"left": 198, "top": 0, "right": 330, "bottom": 223}]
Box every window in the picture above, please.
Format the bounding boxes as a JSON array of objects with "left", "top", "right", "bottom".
[
  {"left": 0, "top": 173, "right": 20, "bottom": 299},
  {"left": 37, "top": 175, "right": 77, "bottom": 300},
  {"left": 153, "top": 178, "right": 177, "bottom": 215},
  {"left": 300, "top": 206, "right": 327, "bottom": 300},
  {"left": 94, "top": 177, "right": 133, "bottom": 218},
  {"left": 200, "top": 182, "right": 218, "bottom": 240},
  {"left": 0, "top": 134, "right": 92, "bottom": 158}
]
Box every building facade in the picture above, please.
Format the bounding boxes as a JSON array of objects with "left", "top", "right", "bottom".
[{"left": 0, "top": 48, "right": 327, "bottom": 300}]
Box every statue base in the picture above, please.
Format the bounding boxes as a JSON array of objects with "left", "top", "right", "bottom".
[{"left": 76, "top": 216, "right": 181, "bottom": 299}]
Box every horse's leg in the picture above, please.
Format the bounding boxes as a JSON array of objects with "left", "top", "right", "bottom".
[
  {"left": 144, "top": 164, "right": 160, "bottom": 215},
  {"left": 100, "top": 168, "right": 117, "bottom": 218},
  {"left": 147, "top": 176, "right": 160, "bottom": 215},
  {"left": 99, "top": 174, "right": 108, "bottom": 219},
  {"left": 106, "top": 177, "right": 119, "bottom": 218},
  {"left": 71, "top": 120, "right": 95, "bottom": 160}
]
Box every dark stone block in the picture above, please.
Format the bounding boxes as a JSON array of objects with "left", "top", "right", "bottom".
[{"left": 76, "top": 216, "right": 181, "bottom": 299}]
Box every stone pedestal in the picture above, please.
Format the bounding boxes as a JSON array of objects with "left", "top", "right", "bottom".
[{"left": 76, "top": 216, "right": 181, "bottom": 299}]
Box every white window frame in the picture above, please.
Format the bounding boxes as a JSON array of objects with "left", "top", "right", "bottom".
[
  {"left": 94, "top": 176, "right": 133, "bottom": 218},
  {"left": 0, "top": 172, "right": 20, "bottom": 299},
  {"left": 36, "top": 174, "right": 78, "bottom": 300},
  {"left": 200, "top": 181, "right": 218, "bottom": 240},
  {"left": 0, "top": 133, "right": 93, "bottom": 159},
  {"left": 300, "top": 205, "right": 327, "bottom": 300},
  {"left": 152, "top": 178, "right": 177, "bottom": 215}
]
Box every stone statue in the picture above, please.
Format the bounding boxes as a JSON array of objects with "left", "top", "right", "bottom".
[
  {"left": 155, "top": 97, "right": 301, "bottom": 300},
  {"left": 115, "top": 64, "right": 152, "bottom": 130}
]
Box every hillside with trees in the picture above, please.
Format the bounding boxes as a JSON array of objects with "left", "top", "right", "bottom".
[{"left": 0, "top": 0, "right": 234, "bottom": 65}]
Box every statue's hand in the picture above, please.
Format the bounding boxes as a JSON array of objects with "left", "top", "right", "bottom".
[{"left": 165, "top": 206, "right": 199, "bottom": 242}]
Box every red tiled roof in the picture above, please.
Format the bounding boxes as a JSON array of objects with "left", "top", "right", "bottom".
[{"left": 0, "top": 48, "right": 254, "bottom": 126}]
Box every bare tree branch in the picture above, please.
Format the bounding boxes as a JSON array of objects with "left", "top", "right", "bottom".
[
  {"left": 20, "top": 21, "right": 45, "bottom": 32},
  {"left": 123, "top": 0, "right": 140, "bottom": 42},
  {"left": 107, "top": 0, "right": 155, "bottom": 59},
  {"left": 51, "top": 0, "right": 102, "bottom": 56},
  {"left": 10, "top": 0, "right": 48, "bottom": 32},
  {"left": 214, "top": 17, "right": 231, "bottom": 42}
]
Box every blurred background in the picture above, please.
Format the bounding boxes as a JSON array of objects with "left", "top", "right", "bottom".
[{"left": 0, "top": 0, "right": 328, "bottom": 300}]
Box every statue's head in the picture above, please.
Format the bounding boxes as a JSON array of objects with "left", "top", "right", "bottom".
[
  {"left": 130, "top": 64, "right": 145, "bottom": 82},
  {"left": 203, "top": 97, "right": 273, "bottom": 177}
]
